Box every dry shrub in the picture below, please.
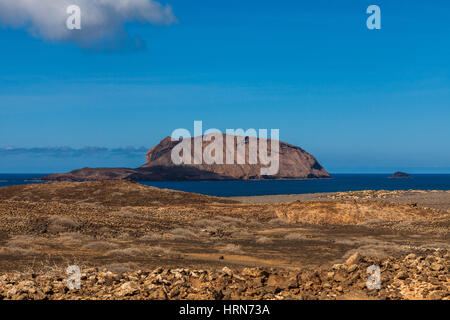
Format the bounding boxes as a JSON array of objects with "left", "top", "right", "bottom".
[
  {"left": 199, "top": 225, "right": 219, "bottom": 234},
  {"left": 57, "top": 232, "right": 91, "bottom": 245},
  {"left": 48, "top": 216, "right": 79, "bottom": 233},
  {"left": 170, "top": 228, "right": 198, "bottom": 240},
  {"left": 334, "top": 238, "right": 361, "bottom": 246},
  {"left": 103, "top": 263, "right": 138, "bottom": 274},
  {"left": 268, "top": 218, "right": 290, "bottom": 225},
  {"left": 358, "top": 219, "right": 389, "bottom": 226},
  {"left": 146, "top": 246, "right": 177, "bottom": 257},
  {"left": 9, "top": 235, "right": 43, "bottom": 244},
  {"left": 255, "top": 236, "right": 273, "bottom": 244},
  {"left": 219, "top": 244, "right": 243, "bottom": 254},
  {"left": 117, "top": 232, "right": 132, "bottom": 240},
  {"left": 231, "top": 231, "right": 253, "bottom": 238},
  {"left": 140, "top": 232, "right": 175, "bottom": 241},
  {"left": 5, "top": 216, "right": 23, "bottom": 223},
  {"left": 140, "top": 232, "right": 162, "bottom": 241},
  {"left": 393, "top": 221, "right": 414, "bottom": 229},
  {"left": 247, "top": 219, "right": 263, "bottom": 228},
  {"left": 49, "top": 216, "right": 79, "bottom": 227},
  {"left": 3, "top": 235, "right": 43, "bottom": 252},
  {"left": 113, "top": 210, "right": 136, "bottom": 218},
  {"left": 82, "top": 241, "right": 119, "bottom": 251},
  {"left": 105, "top": 247, "right": 146, "bottom": 257},
  {"left": 0, "top": 247, "right": 37, "bottom": 256},
  {"left": 217, "top": 216, "right": 243, "bottom": 225},
  {"left": 193, "top": 219, "right": 221, "bottom": 228},
  {"left": 75, "top": 199, "right": 101, "bottom": 207},
  {"left": 343, "top": 245, "right": 393, "bottom": 261},
  {"left": 284, "top": 233, "right": 307, "bottom": 241}
]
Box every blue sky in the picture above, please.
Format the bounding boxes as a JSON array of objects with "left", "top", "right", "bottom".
[{"left": 0, "top": 0, "right": 449, "bottom": 173}]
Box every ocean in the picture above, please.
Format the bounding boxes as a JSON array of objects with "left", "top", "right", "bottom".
[{"left": 1, "top": 173, "right": 450, "bottom": 197}]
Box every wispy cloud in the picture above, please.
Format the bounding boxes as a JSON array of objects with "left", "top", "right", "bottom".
[
  {"left": 0, "top": 0, "right": 177, "bottom": 51},
  {"left": 0, "top": 146, "right": 148, "bottom": 158}
]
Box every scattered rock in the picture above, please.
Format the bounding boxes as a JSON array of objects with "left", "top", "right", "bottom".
[
  {"left": 431, "top": 263, "right": 443, "bottom": 272},
  {"left": 116, "top": 282, "right": 139, "bottom": 296},
  {"left": 222, "top": 267, "right": 233, "bottom": 276},
  {"left": 428, "top": 290, "right": 444, "bottom": 300},
  {"left": 345, "top": 253, "right": 361, "bottom": 266},
  {"left": 0, "top": 251, "right": 447, "bottom": 300}
]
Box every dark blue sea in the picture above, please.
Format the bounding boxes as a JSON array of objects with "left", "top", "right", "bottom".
[{"left": 1, "top": 174, "right": 450, "bottom": 197}]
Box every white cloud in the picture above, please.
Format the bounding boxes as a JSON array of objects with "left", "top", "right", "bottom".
[{"left": 0, "top": 0, "right": 177, "bottom": 51}]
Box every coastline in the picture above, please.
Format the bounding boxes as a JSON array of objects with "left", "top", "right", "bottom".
[{"left": 2, "top": 173, "right": 450, "bottom": 198}]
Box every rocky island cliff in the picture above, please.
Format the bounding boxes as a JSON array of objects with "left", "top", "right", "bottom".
[{"left": 43, "top": 135, "right": 330, "bottom": 181}]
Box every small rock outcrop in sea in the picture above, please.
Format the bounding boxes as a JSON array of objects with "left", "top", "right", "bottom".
[
  {"left": 389, "top": 172, "right": 411, "bottom": 179},
  {"left": 43, "top": 135, "right": 331, "bottom": 181}
]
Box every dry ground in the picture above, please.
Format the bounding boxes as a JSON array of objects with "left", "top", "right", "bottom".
[{"left": 0, "top": 181, "right": 448, "bottom": 299}]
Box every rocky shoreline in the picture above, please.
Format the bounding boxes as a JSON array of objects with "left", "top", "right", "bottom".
[{"left": 1, "top": 251, "right": 448, "bottom": 300}]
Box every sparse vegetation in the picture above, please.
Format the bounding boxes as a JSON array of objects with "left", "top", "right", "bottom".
[
  {"left": 231, "top": 231, "right": 252, "bottom": 238},
  {"left": 113, "top": 210, "right": 136, "bottom": 218},
  {"left": 284, "top": 233, "right": 307, "bottom": 241},
  {"left": 219, "top": 244, "right": 243, "bottom": 254},
  {"left": 82, "top": 241, "right": 119, "bottom": 251},
  {"left": 169, "top": 228, "right": 198, "bottom": 240},
  {"left": 192, "top": 218, "right": 221, "bottom": 227},
  {"left": 255, "top": 236, "right": 273, "bottom": 244},
  {"left": 103, "top": 262, "right": 137, "bottom": 274},
  {"left": 0, "top": 247, "right": 37, "bottom": 256},
  {"left": 0, "top": 181, "right": 448, "bottom": 300},
  {"left": 48, "top": 215, "right": 79, "bottom": 233}
]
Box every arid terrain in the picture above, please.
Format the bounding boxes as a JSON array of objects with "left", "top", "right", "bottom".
[{"left": 0, "top": 181, "right": 448, "bottom": 300}]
